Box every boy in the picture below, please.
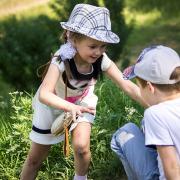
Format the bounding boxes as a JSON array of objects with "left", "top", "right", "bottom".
[{"left": 111, "top": 45, "right": 180, "bottom": 180}]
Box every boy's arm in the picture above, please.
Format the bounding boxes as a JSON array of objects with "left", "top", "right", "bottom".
[
  {"left": 105, "top": 61, "right": 149, "bottom": 108},
  {"left": 157, "top": 145, "right": 180, "bottom": 180}
]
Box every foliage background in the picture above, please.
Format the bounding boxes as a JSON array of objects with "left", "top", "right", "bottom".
[{"left": 0, "top": 0, "right": 180, "bottom": 179}]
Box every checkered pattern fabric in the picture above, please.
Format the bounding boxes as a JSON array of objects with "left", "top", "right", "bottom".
[{"left": 60, "top": 4, "right": 120, "bottom": 44}]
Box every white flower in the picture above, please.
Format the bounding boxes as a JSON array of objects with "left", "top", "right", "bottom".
[
  {"left": 59, "top": 41, "right": 77, "bottom": 61},
  {"left": 125, "top": 107, "right": 136, "bottom": 116}
]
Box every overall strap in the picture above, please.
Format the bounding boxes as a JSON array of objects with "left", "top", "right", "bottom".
[{"left": 63, "top": 63, "right": 71, "bottom": 157}]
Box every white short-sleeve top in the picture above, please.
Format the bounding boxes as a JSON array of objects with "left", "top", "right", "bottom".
[{"left": 50, "top": 50, "right": 112, "bottom": 99}]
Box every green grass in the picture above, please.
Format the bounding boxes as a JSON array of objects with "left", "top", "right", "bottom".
[
  {"left": 0, "top": 0, "right": 51, "bottom": 19},
  {"left": 0, "top": 0, "right": 179, "bottom": 179},
  {"left": 0, "top": 80, "right": 143, "bottom": 179},
  {"left": 0, "top": 0, "right": 33, "bottom": 8}
]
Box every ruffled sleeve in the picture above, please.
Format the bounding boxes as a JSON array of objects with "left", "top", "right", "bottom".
[
  {"left": 51, "top": 49, "right": 65, "bottom": 73},
  {"left": 101, "top": 53, "right": 112, "bottom": 71}
]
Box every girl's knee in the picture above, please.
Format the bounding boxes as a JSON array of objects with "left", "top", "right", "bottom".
[
  {"left": 73, "top": 142, "right": 90, "bottom": 155},
  {"left": 26, "top": 154, "right": 42, "bottom": 169}
]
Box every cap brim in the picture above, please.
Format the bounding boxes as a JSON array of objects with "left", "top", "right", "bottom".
[{"left": 123, "top": 65, "right": 136, "bottom": 80}]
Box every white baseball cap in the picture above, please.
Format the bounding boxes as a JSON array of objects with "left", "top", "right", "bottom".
[{"left": 123, "top": 45, "right": 180, "bottom": 84}]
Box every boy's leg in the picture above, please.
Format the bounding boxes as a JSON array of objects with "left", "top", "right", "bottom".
[
  {"left": 72, "top": 122, "right": 91, "bottom": 179},
  {"left": 111, "top": 122, "right": 159, "bottom": 180},
  {"left": 20, "top": 142, "right": 51, "bottom": 180}
]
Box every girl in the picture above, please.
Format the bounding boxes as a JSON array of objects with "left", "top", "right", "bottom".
[{"left": 21, "top": 4, "right": 146, "bottom": 180}]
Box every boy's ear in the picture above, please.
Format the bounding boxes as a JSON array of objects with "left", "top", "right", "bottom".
[{"left": 147, "top": 82, "right": 155, "bottom": 94}]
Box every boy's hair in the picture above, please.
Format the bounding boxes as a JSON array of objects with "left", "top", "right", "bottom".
[{"left": 136, "top": 66, "right": 180, "bottom": 92}]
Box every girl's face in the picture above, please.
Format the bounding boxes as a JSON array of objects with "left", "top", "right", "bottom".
[{"left": 74, "top": 37, "right": 107, "bottom": 64}]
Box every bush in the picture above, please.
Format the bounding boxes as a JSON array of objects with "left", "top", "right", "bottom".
[
  {"left": 0, "top": 15, "right": 60, "bottom": 91},
  {"left": 126, "top": 0, "right": 180, "bottom": 17}
]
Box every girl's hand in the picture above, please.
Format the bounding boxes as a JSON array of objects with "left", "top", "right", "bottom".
[{"left": 69, "top": 104, "right": 95, "bottom": 122}]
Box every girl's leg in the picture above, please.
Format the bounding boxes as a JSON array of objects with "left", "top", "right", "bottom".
[
  {"left": 111, "top": 123, "right": 159, "bottom": 180},
  {"left": 72, "top": 122, "right": 91, "bottom": 177},
  {"left": 20, "top": 142, "right": 51, "bottom": 180}
]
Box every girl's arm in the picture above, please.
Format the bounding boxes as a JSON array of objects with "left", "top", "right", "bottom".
[
  {"left": 157, "top": 145, "right": 180, "bottom": 180},
  {"left": 105, "top": 61, "right": 148, "bottom": 107},
  {"left": 39, "top": 64, "right": 94, "bottom": 120}
]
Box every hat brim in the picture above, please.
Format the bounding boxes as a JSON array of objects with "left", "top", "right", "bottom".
[
  {"left": 123, "top": 65, "right": 137, "bottom": 80},
  {"left": 60, "top": 22, "right": 120, "bottom": 44}
]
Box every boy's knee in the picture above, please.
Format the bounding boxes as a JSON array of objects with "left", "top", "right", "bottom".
[
  {"left": 122, "top": 122, "right": 138, "bottom": 132},
  {"left": 111, "top": 123, "right": 137, "bottom": 150},
  {"left": 116, "top": 130, "right": 135, "bottom": 147}
]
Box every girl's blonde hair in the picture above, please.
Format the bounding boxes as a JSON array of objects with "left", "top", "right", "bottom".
[
  {"left": 61, "top": 30, "right": 86, "bottom": 43},
  {"left": 136, "top": 67, "right": 180, "bottom": 92}
]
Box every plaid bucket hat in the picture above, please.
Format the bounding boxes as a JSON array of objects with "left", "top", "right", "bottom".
[
  {"left": 60, "top": 4, "right": 120, "bottom": 44},
  {"left": 123, "top": 45, "right": 180, "bottom": 84}
]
